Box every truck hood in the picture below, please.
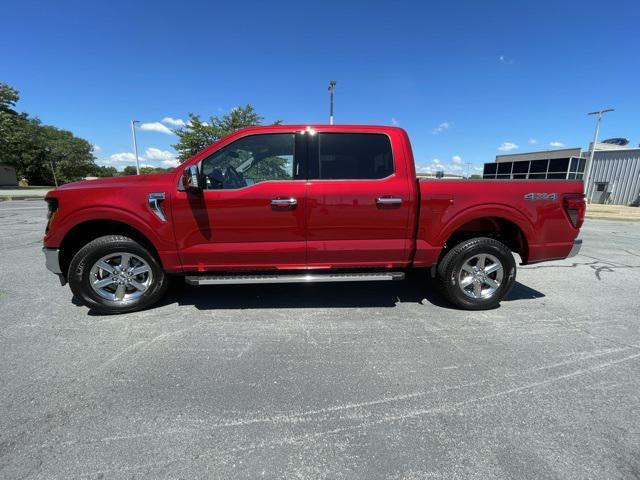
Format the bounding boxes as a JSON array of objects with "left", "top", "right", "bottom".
[{"left": 53, "top": 173, "right": 175, "bottom": 192}]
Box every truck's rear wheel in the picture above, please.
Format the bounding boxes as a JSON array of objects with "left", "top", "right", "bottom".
[
  {"left": 68, "top": 235, "right": 168, "bottom": 314},
  {"left": 437, "top": 237, "right": 516, "bottom": 310}
]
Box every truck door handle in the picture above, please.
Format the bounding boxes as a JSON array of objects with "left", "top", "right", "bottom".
[
  {"left": 271, "top": 197, "right": 298, "bottom": 209},
  {"left": 376, "top": 197, "right": 403, "bottom": 208}
]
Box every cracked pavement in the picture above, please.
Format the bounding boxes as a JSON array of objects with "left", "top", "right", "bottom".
[{"left": 1, "top": 200, "right": 639, "bottom": 479}]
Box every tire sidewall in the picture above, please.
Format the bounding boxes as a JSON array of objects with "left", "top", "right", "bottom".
[
  {"left": 69, "top": 236, "right": 166, "bottom": 313},
  {"left": 444, "top": 239, "right": 516, "bottom": 310}
]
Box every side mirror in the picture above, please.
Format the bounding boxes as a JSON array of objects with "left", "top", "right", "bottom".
[{"left": 182, "top": 165, "right": 202, "bottom": 192}]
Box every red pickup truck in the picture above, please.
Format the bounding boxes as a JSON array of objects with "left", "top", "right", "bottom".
[{"left": 43, "top": 125, "right": 584, "bottom": 313}]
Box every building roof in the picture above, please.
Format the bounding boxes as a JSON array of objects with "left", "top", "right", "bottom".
[{"left": 496, "top": 148, "right": 582, "bottom": 163}]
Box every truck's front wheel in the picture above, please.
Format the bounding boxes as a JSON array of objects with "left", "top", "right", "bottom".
[
  {"left": 68, "top": 235, "right": 168, "bottom": 314},
  {"left": 437, "top": 237, "right": 516, "bottom": 310}
]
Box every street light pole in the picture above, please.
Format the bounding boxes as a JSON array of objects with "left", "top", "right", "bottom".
[
  {"left": 44, "top": 146, "right": 58, "bottom": 187},
  {"left": 464, "top": 161, "right": 472, "bottom": 179},
  {"left": 131, "top": 120, "right": 141, "bottom": 174},
  {"left": 328, "top": 81, "right": 336, "bottom": 125},
  {"left": 584, "top": 108, "right": 614, "bottom": 202}
]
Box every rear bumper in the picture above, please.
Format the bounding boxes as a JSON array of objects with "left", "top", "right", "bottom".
[
  {"left": 43, "top": 247, "right": 62, "bottom": 274},
  {"left": 567, "top": 239, "right": 582, "bottom": 258}
]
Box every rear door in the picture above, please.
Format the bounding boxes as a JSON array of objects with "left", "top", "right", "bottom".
[
  {"left": 305, "top": 131, "right": 414, "bottom": 268},
  {"left": 172, "top": 131, "right": 308, "bottom": 270}
]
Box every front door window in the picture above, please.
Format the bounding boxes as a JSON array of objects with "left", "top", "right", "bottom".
[{"left": 201, "top": 133, "right": 295, "bottom": 189}]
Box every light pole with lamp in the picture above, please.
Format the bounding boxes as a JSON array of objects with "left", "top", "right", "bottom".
[
  {"left": 131, "top": 120, "right": 141, "bottom": 174},
  {"left": 44, "top": 146, "right": 58, "bottom": 187},
  {"left": 584, "top": 108, "right": 614, "bottom": 202},
  {"left": 328, "top": 81, "right": 336, "bottom": 125}
]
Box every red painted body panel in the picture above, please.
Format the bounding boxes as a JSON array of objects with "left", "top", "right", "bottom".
[
  {"left": 43, "top": 173, "right": 183, "bottom": 271},
  {"left": 414, "top": 180, "right": 582, "bottom": 265},
  {"left": 305, "top": 126, "right": 417, "bottom": 268},
  {"left": 43, "top": 124, "right": 583, "bottom": 275},
  {"left": 171, "top": 180, "right": 307, "bottom": 270}
]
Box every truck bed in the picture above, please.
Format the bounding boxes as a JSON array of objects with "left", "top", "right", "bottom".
[{"left": 413, "top": 179, "right": 583, "bottom": 266}]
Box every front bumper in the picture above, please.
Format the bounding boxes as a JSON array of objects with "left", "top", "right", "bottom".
[
  {"left": 43, "top": 247, "right": 62, "bottom": 274},
  {"left": 567, "top": 239, "right": 582, "bottom": 258}
]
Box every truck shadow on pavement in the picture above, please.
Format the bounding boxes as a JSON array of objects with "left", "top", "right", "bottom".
[{"left": 142, "top": 277, "right": 545, "bottom": 312}]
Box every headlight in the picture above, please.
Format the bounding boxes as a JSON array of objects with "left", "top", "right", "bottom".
[{"left": 45, "top": 197, "right": 58, "bottom": 233}]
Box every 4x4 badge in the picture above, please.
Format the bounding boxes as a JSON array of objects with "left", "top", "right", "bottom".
[{"left": 524, "top": 192, "right": 557, "bottom": 201}]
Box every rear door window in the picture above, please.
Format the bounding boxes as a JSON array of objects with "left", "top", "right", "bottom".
[{"left": 310, "top": 133, "right": 394, "bottom": 180}]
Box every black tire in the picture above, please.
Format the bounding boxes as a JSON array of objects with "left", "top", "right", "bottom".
[
  {"left": 437, "top": 237, "right": 516, "bottom": 310},
  {"left": 68, "top": 235, "right": 168, "bottom": 314}
]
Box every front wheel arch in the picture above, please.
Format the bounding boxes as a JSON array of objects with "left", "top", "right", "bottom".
[
  {"left": 68, "top": 235, "right": 168, "bottom": 314},
  {"left": 59, "top": 219, "right": 162, "bottom": 279}
]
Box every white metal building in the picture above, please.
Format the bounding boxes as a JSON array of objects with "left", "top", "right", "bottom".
[
  {"left": 483, "top": 142, "right": 640, "bottom": 205},
  {"left": 585, "top": 145, "right": 640, "bottom": 205}
]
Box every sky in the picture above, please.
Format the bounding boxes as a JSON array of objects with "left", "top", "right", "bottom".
[{"left": 2, "top": 0, "right": 639, "bottom": 174}]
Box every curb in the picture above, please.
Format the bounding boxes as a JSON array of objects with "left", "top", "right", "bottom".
[
  {"left": 585, "top": 214, "right": 640, "bottom": 222},
  {"left": 0, "top": 196, "right": 46, "bottom": 201}
]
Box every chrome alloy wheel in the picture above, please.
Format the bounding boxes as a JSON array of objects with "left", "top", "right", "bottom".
[
  {"left": 89, "top": 252, "right": 153, "bottom": 302},
  {"left": 457, "top": 253, "right": 504, "bottom": 299}
]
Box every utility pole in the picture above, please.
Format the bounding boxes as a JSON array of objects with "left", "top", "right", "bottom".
[
  {"left": 584, "top": 108, "right": 614, "bottom": 202},
  {"left": 44, "top": 146, "right": 58, "bottom": 187},
  {"left": 328, "top": 81, "right": 336, "bottom": 125},
  {"left": 464, "top": 161, "right": 472, "bottom": 179},
  {"left": 131, "top": 120, "right": 141, "bottom": 174}
]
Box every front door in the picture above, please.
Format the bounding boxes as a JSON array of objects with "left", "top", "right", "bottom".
[
  {"left": 305, "top": 132, "right": 414, "bottom": 268},
  {"left": 172, "top": 132, "right": 307, "bottom": 271}
]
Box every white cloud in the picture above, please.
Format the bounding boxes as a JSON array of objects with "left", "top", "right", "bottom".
[
  {"left": 138, "top": 122, "right": 174, "bottom": 135},
  {"left": 107, "top": 152, "right": 138, "bottom": 163},
  {"left": 92, "top": 144, "right": 102, "bottom": 153},
  {"left": 143, "top": 148, "right": 179, "bottom": 167},
  {"left": 499, "top": 55, "right": 514, "bottom": 65},
  {"left": 103, "top": 148, "right": 179, "bottom": 168},
  {"left": 432, "top": 122, "right": 451, "bottom": 134},
  {"left": 144, "top": 147, "right": 174, "bottom": 161},
  {"left": 391, "top": 117, "right": 398, "bottom": 125},
  {"left": 161, "top": 117, "right": 186, "bottom": 127},
  {"left": 498, "top": 142, "right": 519, "bottom": 152},
  {"left": 549, "top": 141, "right": 565, "bottom": 147},
  {"left": 451, "top": 155, "right": 463, "bottom": 164},
  {"left": 449, "top": 164, "right": 463, "bottom": 172},
  {"left": 528, "top": 138, "right": 537, "bottom": 144},
  {"left": 416, "top": 158, "right": 448, "bottom": 175}
]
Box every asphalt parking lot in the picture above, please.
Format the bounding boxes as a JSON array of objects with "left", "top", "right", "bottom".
[{"left": 1, "top": 199, "right": 639, "bottom": 479}]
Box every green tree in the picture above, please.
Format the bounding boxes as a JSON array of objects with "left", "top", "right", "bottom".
[
  {"left": 173, "top": 105, "right": 279, "bottom": 163},
  {"left": 122, "top": 166, "right": 138, "bottom": 176},
  {"left": 0, "top": 83, "right": 19, "bottom": 114},
  {"left": 0, "top": 81, "right": 99, "bottom": 185},
  {"left": 93, "top": 165, "right": 118, "bottom": 177}
]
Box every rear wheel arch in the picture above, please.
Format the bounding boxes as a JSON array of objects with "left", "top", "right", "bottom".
[
  {"left": 438, "top": 209, "right": 534, "bottom": 264},
  {"left": 437, "top": 236, "right": 517, "bottom": 310}
]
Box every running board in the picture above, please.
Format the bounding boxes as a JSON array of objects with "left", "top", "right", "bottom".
[{"left": 185, "top": 271, "right": 405, "bottom": 286}]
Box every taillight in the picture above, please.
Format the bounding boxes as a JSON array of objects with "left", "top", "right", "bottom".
[
  {"left": 563, "top": 194, "right": 585, "bottom": 229},
  {"left": 45, "top": 197, "right": 58, "bottom": 233}
]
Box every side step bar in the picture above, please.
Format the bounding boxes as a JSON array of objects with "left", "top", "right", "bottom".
[{"left": 185, "top": 271, "right": 405, "bottom": 286}]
